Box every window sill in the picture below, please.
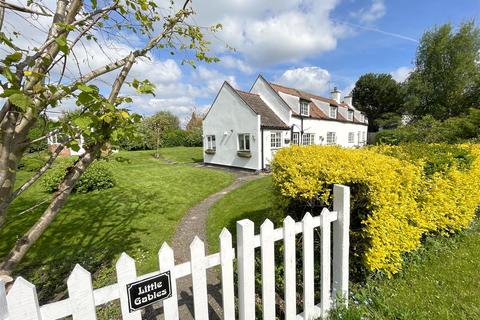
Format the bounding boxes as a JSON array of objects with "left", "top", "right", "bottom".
[
  {"left": 205, "top": 149, "right": 216, "bottom": 155},
  {"left": 237, "top": 151, "right": 252, "bottom": 158}
]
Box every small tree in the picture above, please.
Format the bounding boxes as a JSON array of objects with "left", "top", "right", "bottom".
[
  {"left": 144, "top": 111, "right": 180, "bottom": 157},
  {"left": 405, "top": 21, "right": 480, "bottom": 119},
  {"left": 352, "top": 73, "right": 404, "bottom": 132},
  {"left": 0, "top": 0, "right": 220, "bottom": 278}
]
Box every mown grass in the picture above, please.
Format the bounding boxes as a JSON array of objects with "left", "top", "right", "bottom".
[
  {"left": 157, "top": 146, "right": 203, "bottom": 163},
  {"left": 0, "top": 148, "right": 233, "bottom": 303},
  {"left": 207, "top": 176, "right": 278, "bottom": 253},
  {"left": 206, "top": 176, "right": 480, "bottom": 319}
]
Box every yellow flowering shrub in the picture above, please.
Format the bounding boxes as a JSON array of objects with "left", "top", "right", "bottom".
[{"left": 271, "top": 144, "right": 480, "bottom": 276}]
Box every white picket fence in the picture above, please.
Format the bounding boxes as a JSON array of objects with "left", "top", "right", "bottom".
[{"left": 0, "top": 184, "right": 350, "bottom": 320}]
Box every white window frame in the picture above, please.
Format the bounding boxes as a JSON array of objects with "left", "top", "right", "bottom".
[
  {"left": 300, "top": 100, "right": 309, "bottom": 116},
  {"left": 362, "top": 131, "right": 366, "bottom": 142},
  {"left": 270, "top": 132, "right": 282, "bottom": 149},
  {"left": 326, "top": 132, "right": 337, "bottom": 145},
  {"left": 292, "top": 132, "right": 300, "bottom": 145},
  {"left": 238, "top": 133, "right": 251, "bottom": 151},
  {"left": 329, "top": 106, "right": 337, "bottom": 119},
  {"left": 302, "top": 133, "right": 315, "bottom": 145},
  {"left": 347, "top": 110, "right": 354, "bottom": 121},
  {"left": 206, "top": 135, "right": 216, "bottom": 150},
  {"left": 348, "top": 132, "right": 355, "bottom": 143}
]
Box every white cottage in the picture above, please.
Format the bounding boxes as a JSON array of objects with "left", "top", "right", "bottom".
[{"left": 203, "top": 75, "right": 368, "bottom": 170}]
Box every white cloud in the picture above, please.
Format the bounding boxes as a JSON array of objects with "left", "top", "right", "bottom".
[
  {"left": 195, "top": 66, "right": 238, "bottom": 94},
  {"left": 351, "top": 0, "right": 386, "bottom": 24},
  {"left": 276, "top": 66, "right": 331, "bottom": 95},
  {"left": 219, "top": 56, "right": 254, "bottom": 74},
  {"left": 191, "top": 0, "right": 347, "bottom": 65},
  {"left": 390, "top": 66, "right": 412, "bottom": 82}
]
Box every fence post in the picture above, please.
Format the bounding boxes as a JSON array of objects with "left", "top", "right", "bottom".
[
  {"left": 0, "top": 280, "right": 8, "bottom": 320},
  {"left": 302, "top": 213, "right": 315, "bottom": 319},
  {"left": 332, "top": 184, "right": 350, "bottom": 306},
  {"left": 219, "top": 228, "right": 235, "bottom": 320},
  {"left": 6, "top": 277, "right": 42, "bottom": 320},
  {"left": 67, "top": 264, "right": 97, "bottom": 320},
  {"left": 159, "top": 243, "right": 179, "bottom": 320},
  {"left": 190, "top": 237, "right": 208, "bottom": 320},
  {"left": 320, "top": 208, "right": 332, "bottom": 318},
  {"left": 283, "top": 216, "right": 297, "bottom": 319},
  {"left": 116, "top": 253, "right": 141, "bottom": 320},
  {"left": 237, "top": 219, "right": 255, "bottom": 320},
  {"left": 260, "top": 219, "right": 275, "bottom": 320}
]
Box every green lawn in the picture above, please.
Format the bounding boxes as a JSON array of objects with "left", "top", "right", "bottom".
[
  {"left": 0, "top": 148, "right": 233, "bottom": 302},
  {"left": 207, "top": 176, "right": 279, "bottom": 253},
  {"left": 157, "top": 146, "right": 203, "bottom": 163},
  {"left": 206, "top": 176, "right": 480, "bottom": 319}
]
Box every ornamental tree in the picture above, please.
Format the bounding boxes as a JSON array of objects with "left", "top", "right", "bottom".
[{"left": 0, "top": 0, "right": 220, "bottom": 278}]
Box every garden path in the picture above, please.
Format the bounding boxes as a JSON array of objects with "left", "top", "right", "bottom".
[{"left": 144, "top": 167, "right": 262, "bottom": 320}]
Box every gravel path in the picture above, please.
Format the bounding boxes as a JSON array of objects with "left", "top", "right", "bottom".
[{"left": 145, "top": 168, "right": 261, "bottom": 319}]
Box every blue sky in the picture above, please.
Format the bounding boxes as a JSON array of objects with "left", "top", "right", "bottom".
[
  {"left": 4, "top": 0, "right": 480, "bottom": 124},
  {"left": 142, "top": 0, "right": 479, "bottom": 124}
]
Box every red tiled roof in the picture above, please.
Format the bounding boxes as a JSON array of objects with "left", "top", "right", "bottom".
[{"left": 235, "top": 90, "right": 290, "bottom": 129}]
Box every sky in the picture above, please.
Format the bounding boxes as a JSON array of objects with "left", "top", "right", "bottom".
[{"left": 2, "top": 0, "right": 480, "bottom": 125}]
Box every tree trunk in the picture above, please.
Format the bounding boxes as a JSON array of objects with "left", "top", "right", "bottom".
[{"left": 0, "top": 143, "right": 102, "bottom": 277}]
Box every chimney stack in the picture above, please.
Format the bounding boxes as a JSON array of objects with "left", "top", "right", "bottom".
[
  {"left": 331, "top": 87, "right": 341, "bottom": 104},
  {"left": 343, "top": 94, "right": 353, "bottom": 107}
]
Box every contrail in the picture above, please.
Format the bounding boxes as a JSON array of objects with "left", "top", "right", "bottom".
[{"left": 333, "top": 20, "right": 419, "bottom": 43}]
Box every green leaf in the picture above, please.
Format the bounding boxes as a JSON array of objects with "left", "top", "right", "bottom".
[
  {"left": 77, "top": 83, "right": 95, "bottom": 93},
  {"left": 69, "top": 140, "right": 80, "bottom": 152},
  {"left": 8, "top": 93, "right": 33, "bottom": 110},
  {"left": 4, "top": 52, "right": 22, "bottom": 65},
  {"left": 73, "top": 116, "right": 93, "bottom": 129},
  {"left": 55, "top": 35, "right": 69, "bottom": 54}
]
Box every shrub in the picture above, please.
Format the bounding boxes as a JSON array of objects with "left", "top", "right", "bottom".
[
  {"left": 271, "top": 144, "right": 480, "bottom": 276},
  {"left": 42, "top": 160, "right": 115, "bottom": 193}
]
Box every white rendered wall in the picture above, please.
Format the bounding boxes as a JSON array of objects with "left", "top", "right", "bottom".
[
  {"left": 250, "top": 77, "right": 291, "bottom": 124},
  {"left": 203, "top": 84, "right": 262, "bottom": 170},
  {"left": 291, "top": 117, "right": 368, "bottom": 147},
  {"left": 262, "top": 129, "right": 291, "bottom": 168}
]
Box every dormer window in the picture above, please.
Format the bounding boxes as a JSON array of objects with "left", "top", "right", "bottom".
[
  {"left": 300, "top": 100, "right": 309, "bottom": 116},
  {"left": 347, "top": 110, "right": 354, "bottom": 121},
  {"left": 329, "top": 106, "right": 337, "bottom": 119}
]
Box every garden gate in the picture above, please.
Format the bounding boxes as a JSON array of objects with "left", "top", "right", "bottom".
[{"left": 0, "top": 185, "right": 350, "bottom": 320}]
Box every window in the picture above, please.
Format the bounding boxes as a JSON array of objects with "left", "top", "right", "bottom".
[
  {"left": 206, "top": 135, "right": 216, "bottom": 150},
  {"left": 348, "top": 132, "right": 354, "bottom": 143},
  {"left": 238, "top": 133, "right": 250, "bottom": 151},
  {"left": 302, "top": 133, "right": 315, "bottom": 145},
  {"left": 292, "top": 132, "right": 300, "bottom": 145},
  {"left": 329, "top": 106, "right": 337, "bottom": 119},
  {"left": 362, "top": 131, "right": 366, "bottom": 142},
  {"left": 360, "top": 114, "right": 365, "bottom": 123},
  {"left": 270, "top": 132, "right": 282, "bottom": 148},
  {"left": 326, "top": 132, "right": 336, "bottom": 145},
  {"left": 300, "top": 100, "right": 309, "bottom": 116},
  {"left": 357, "top": 131, "right": 361, "bottom": 143},
  {"left": 347, "top": 110, "right": 354, "bottom": 121}
]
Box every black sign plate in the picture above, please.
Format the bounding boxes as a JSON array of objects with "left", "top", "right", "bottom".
[{"left": 126, "top": 271, "right": 172, "bottom": 312}]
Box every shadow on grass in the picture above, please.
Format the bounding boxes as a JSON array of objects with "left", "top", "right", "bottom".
[{"left": 12, "top": 188, "right": 151, "bottom": 303}]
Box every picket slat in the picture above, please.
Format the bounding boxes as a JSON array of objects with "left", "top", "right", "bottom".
[
  {"left": 0, "top": 280, "right": 8, "bottom": 320},
  {"left": 6, "top": 277, "right": 42, "bottom": 320},
  {"left": 190, "top": 237, "right": 209, "bottom": 320},
  {"left": 67, "top": 264, "right": 96, "bottom": 320},
  {"left": 260, "top": 219, "right": 275, "bottom": 320},
  {"left": 333, "top": 184, "right": 351, "bottom": 306},
  {"left": 237, "top": 219, "right": 255, "bottom": 320},
  {"left": 302, "top": 213, "right": 315, "bottom": 319},
  {"left": 116, "top": 253, "right": 141, "bottom": 320},
  {"left": 284, "top": 216, "right": 297, "bottom": 320},
  {"left": 219, "top": 228, "right": 235, "bottom": 320},
  {"left": 320, "top": 208, "right": 332, "bottom": 318},
  {"left": 159, "top": 243, "right": 179, "bottom": 320}
]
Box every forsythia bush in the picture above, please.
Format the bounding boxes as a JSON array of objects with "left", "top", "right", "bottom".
[{"left": 271, "top": 144, "right": 480, "bottom": 275}]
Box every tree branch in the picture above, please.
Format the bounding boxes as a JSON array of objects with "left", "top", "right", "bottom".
[{"left": 0, "top": 1, "right": 51, "bottom": 16}]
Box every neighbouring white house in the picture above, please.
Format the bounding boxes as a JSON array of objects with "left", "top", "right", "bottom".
[
  {"left": 203, "top": 75, "right": 368, "bottom": 170},
  {"left": 47, "top": 131, "right": 85, "bottom": 156}
]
